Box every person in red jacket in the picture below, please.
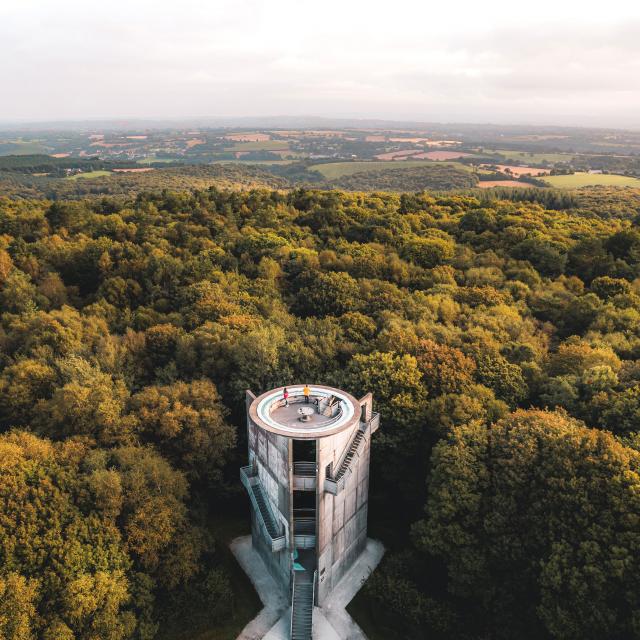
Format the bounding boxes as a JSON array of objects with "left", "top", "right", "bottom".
[{"left": 283, "top": 387, "right": 289, "bottom": 407}]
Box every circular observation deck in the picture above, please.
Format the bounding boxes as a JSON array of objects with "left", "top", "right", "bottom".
[{"left": 249, "top": 385, "right": 361, "bottom": 439}]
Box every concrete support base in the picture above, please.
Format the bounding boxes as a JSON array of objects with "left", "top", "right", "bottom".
[
  {"left": 230, "top": 536, "right": 289, "bottom": 640},
  {"left": 231, "top": 536, "right": 385, "bottom": 640}
]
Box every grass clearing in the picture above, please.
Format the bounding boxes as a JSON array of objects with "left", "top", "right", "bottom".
[
  {"left": 541, "top": 173, "right": 640, "bottom": 189},
  {"left": 66, "top": 170, "right": 112, "bottom": 180},
  {"left": 310, "top": 160, "right": 472, "bottom": 179}
]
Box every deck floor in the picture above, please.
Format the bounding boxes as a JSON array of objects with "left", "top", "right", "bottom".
[{"left": 271, "top": 397, "right": 332, "bottom": 431}]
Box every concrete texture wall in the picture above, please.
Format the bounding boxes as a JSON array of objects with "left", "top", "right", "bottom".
[
  {"left": 246, "top": 390, "right": 292, "bottom": 591},
  {"left": 315, "top": 395, "right": 373, "bottom": 606}
]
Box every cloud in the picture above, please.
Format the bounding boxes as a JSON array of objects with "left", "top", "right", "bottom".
[{"left": 1, "top": 0, "right": 639, "bottom": 126}]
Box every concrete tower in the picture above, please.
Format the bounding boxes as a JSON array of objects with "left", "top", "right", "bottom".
[{"left": 241, "top": 384, "right": 379, "bottom": 639}]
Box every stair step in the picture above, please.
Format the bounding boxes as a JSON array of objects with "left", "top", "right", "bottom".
[
  {"left": 332, "top": 431, "right": 368, "bottom": 482},
  {"left": 291, "top": 574, "right": 314, "bottom": 640},
  {"left": 252, "top": 485, "right": 279, "bottom": 538}
]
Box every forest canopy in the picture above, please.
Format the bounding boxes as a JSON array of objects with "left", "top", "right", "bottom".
[{"left": 1, "top": 185, "right": 640, "bottom": 639}]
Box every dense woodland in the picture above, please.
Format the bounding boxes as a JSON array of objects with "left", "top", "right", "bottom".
[
  {"left": 2, "top": 184, "right": 640, "bottom": 639},
  {"left": 0, "top": 165, "right": 289, "bottom": 201},
  {"left": 329, "top": 164, "right": 479, "bottom": 191},
  {"left": 0, "top": 160, "right": 481, "bottom": 199}
]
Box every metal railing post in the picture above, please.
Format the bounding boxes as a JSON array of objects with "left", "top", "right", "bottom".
[{"left": 290, "top": 570, "right": 296, "bottom": 639}]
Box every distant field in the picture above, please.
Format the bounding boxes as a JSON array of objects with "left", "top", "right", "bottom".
[
  {"left": 0, "top": 141, "right": 50, "bottom": 156},
  {"left": 419, "top": 150, "right": 474, "bottom": 161},
  {"left": 66, "top": 170, "right": 112, "bottom": 180},
  {"left": 541, "top": 173, "right": 640, "bottom": 188},
  {"left": 487, "top": 164, "right": 550, "bottom": 177},
  {"left": 488, "top": 149, "right": 576, "bottom": 164},
  {"left": 477, "top": 180, "right": 534, "bottom": 189},
  {"left": 374, "top": 150, "right": 474, "bottom": 161},
  {"left": 225, "top": 140, "right": 289, "bottom": 151},
  {"left": 223, "top": 133, "right": 271, "bottom": 142},
  {"left": 310, "top": 160, "right": 471, "bottom": 179}
]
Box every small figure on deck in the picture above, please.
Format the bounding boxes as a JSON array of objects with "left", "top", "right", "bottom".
[
  {"left": 283, "top": 387, "right": 289, "bottom": 407},
  {"left": 303, "top": 384, "right": 310, "bottom": 403}
]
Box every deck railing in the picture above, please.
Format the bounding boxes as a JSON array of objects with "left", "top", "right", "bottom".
[
  {"left": 293, "top": 461, "right": 317, "bottom": 490},
  {"left": 323, "top": 474, "right": 345, "bottom": 496},
  {"left": 271, "top": 395, "right": 344, "bottom": 428},
  {"left": 294, "top": 518, "right": 316, "bottom": 535},
  {"left": 293, "top": 509, "right": 316, "bottom": 548},
  {"left": 293, "top": 534, "right": 316, "bottom": 549},
  {"left": 293, "top": 461, "right": 316, "bottom": 477},
  {"left": 368, "top": 412, "right": 381, "bottom": 433}
]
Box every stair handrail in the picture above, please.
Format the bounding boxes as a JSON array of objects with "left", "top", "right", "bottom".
[
  {"left": 290, "top": 571, "right": 296, "bottom": 640},
  {"left": 323, "top": 414, "right": 379, "bottom": 496},
  {"left": 335, "top": 429, "right": 366, "bottom": 481},
  {"left": 240, "top": 466, "right": 285, "bottom": 550},
  {"left": 312, "top": 569, "right": 317, "bottom": 613}
]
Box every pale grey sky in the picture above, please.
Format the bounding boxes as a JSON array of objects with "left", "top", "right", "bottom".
[{"left": 2, "top": 0, "right": 640, "bottom": 127}]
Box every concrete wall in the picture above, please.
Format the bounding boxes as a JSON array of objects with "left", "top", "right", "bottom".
[
  {"left": 315, "top": 395, "right": 373, "bottom": 605},
  {"left": 246, "top": 390, "right": 292, "bottom": 591}
]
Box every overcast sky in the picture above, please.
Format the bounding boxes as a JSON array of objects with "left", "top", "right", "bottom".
[{"left": 2, "top": 0, "right": 640, "bottom": 128}]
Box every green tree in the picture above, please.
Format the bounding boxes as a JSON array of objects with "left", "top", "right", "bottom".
[
  {"left": 415, "top": 410, "right": 640, "bottom": 640},
  {"left": 472, "top": 350, "right": 527, "bottom": 406},
  {"left": 414, "top": 339, "right": 476, "bottom": 396},
  {"left": 344, "top": 351, "right": 427, "bottom": 432},
  {"left": 591, "top": 275, "right": 632, "bottom": 300},
  {"left": 128, "top": 379, "right": 236, "bottom": 485},
  {"left": 36, "top": 357, "right": 134, "bottom": 445},
  {"left": 402, "top": 236, "right": 455, "bottom": 269},
  {"left": 0, "top": 359, "right": 57, "bottom": 429},
  {"left": 0, "top": 432, "right": 138, "bottom": 639},
  {"left": 294, "top": 270, "right": 361, "bottom": 317},
  {"left": 0, "top": 573, "right": 39, "bottom": 640}
]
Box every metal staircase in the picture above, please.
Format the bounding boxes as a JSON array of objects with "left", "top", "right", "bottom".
[
  {"left": 252, "top": 483, "right": 280, "bottom": 539},
  {"left": 323, "top": 426, "right": 368, "bottom": 496},
  {"left": 323, "top": 413, "right": 379, "bottom": 496},
  {"left": 290, "top": 572, "right": 314, "bottom": 640},
  {"left": 335, "top": 429, "right": 365, "bottom": 480},
  {"left": 240, "top": 466, "right": 286, "bottom": 551}
]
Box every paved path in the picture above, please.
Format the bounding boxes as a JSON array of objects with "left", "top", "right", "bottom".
[
  {"left": 230, "top": 536, "right": 385, "bottom": 640},
  {"left": 230, "top": 536, "right": 289, "bottom": 640},
  {"left": 320, "top": 539, "right": 385, "bottom": 640}
]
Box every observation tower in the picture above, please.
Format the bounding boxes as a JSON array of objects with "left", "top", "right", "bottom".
[{"left": 241, "top": 384, "right": 379, "bottom": 640}]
